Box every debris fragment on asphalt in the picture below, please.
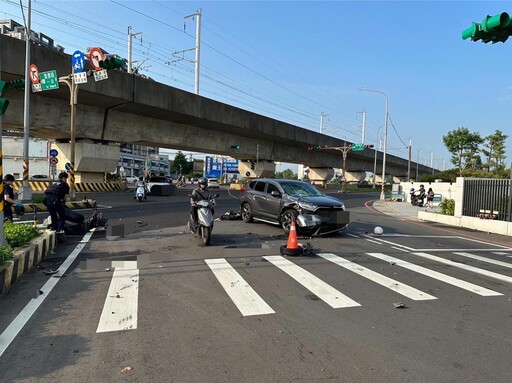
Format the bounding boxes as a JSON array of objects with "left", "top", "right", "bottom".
[
  {"left": 105, "top": 268, "right": 111, "bottom": 272},
  {"left": 121, "top": 366, "right": 133, "bottom": 372},
  {"left": 393, "top": 302, "right": 405, "bottom": 308},
  {"left": 43, "top": 269, "right": 59, "bottom": 275},
  {"left": 389, "top": 261, "right": 395, "bottom": 266}
]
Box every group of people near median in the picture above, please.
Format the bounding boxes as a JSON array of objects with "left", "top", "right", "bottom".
[
  {"left": 2, "top": 171, "right": 69, "bottom": 233},
  {"left": 410, "top": 184, "right": 435, "bottom": 208}
]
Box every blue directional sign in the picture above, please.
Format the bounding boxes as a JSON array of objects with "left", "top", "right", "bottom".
[
  {"left": 49, "top": 149, "right": 58, "bottom": 157},
  {"left": 65, "top": 162, "right": 71, "bottom": 171},
  {"left": 204, "top": 156, "right": 239, "bottom": 178},
  {"left": 72, "top": 50, "right": 85, "bottom": 73}
]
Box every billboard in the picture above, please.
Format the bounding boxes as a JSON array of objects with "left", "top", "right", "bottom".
[{"left": 204, "top": 157, "right": 239, "bottom": 178}]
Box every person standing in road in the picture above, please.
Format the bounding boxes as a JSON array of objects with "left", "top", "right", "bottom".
[
  {"left": 44, "top": 171, "right": 70, "bottom": 233},
  {"left": 190, "top": 177, "right": 210, "bottom": 228},
  {"left": 3, "top": 174, "right": 23, "bottom": 222},
  {"left": 427, "top": 187, "right": 435, "bottom": 209}
]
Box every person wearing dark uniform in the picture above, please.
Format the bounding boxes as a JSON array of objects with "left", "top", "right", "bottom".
[
  {"left": 3, "top": 174, "right": 22, "bottom": 222},
  {"left": 44, "top": 172, "right": 70, "bottom": 232},
  {"left": 190, "top": 177, "right": 210, "bottom": 227}
]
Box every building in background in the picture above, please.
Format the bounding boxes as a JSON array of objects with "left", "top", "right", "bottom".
[
  {"left": 118, "top": 144, "right": 169, "bottom": 178},
  {"left": 3, "top": 136, "right": 50, "bottom": 179},
  {"left": 0, "top": 19, "right": 65, "bottom": 53}
]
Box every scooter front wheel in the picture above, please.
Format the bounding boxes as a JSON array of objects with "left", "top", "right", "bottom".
[{"left": 201, "top": 226, "right": 211, "bottom": 246}]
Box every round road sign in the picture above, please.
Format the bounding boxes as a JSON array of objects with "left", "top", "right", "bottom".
[
  {"left": 65, "top": 162, "right": 71, "bottom": 171},
  {"left": 29, "top": 64, "right": 40, "bottom": 84},
  {"left": 49, "top": 149, "right": 58, "bottom": 157},
  {"left": 49, "top": 157, "right": 58, "bottom": 165},
  {"left": 89, "top": 47, "right": 105, "bottom": 71},
  {"left": 72, "top": 50, "right": 86, "bottom": 73}
]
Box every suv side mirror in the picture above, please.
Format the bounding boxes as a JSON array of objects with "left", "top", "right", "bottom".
[{"left": 270, "top": 190, "right": 281, "bottom": 198}]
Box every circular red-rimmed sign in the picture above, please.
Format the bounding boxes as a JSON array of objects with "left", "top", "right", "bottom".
[
  {"left": 49, "top": 157, "right": 58, "bottom": 165},
  {"left": 29, "top": 64, "right": 40, "bottom": 84},
  {"left": 89, "top": 47, "right": 105, "bottom": 71}
]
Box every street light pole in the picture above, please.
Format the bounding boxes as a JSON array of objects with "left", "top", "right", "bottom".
[
  {"left": 360, "top": 87, "right": 389, "bottom": 200},
  {"left": 21, "top": 0, "right": 32, "bottom": 201},
  {"left": 373, "top": 127, "right": 382, "bottom": 189}
]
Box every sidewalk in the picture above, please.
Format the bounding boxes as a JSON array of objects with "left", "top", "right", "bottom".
[{"left": 372, "top": 199, "right": 440, "bottom": 221}]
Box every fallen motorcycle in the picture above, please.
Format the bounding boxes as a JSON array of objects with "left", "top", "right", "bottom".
[{"left": 44, "top": 202, "right": 108, "bottom": 235}]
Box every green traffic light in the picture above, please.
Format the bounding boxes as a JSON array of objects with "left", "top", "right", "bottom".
[
  {"left": 0, "top": 81, "right": 8, "bottom": 98},
  {"left": 231, "top": 145, "right": 240, "bottom": 149},
  {"left": 462, "top": 12, "right": 512, "bottom": 43},
  {"left": 8, "top": 79, "right": 25, "bottom": 89},
  {"left": 0, "top": 81, "right": 9, "bottom": 116}
]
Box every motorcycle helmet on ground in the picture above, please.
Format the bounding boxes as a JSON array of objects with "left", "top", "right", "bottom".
[{"left": 198, "top": 177, "right": 208, "bottom": 188}]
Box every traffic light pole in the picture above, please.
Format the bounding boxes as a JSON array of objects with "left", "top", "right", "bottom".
[
  {"left": 313, "top": 144, "right": 353, "bottom": 192},
  {"left": 0, "top": 55, "right": 6, "bottom": 245},
  {"left": 58, "top": 73, "right": 79, "bottom": 200}
]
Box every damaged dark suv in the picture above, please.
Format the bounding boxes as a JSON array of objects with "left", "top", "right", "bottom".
[{"left": 240, "top": 178, "right": 349, "bottom": 236}]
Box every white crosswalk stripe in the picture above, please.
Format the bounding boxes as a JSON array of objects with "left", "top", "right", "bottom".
[
  {"left": 366, "top": 253, "right": 502, "bottom": 296},
  {"left": 263, "top": 255, "right": 361, "bottom": 309},
  {"left": 452, "top": 252, "right": 512, "bottom": 270},
  {"left": 97, "top": 261, "right": 139, "bottom": 333},
  {"left": 205, "top": 258, "right": 275, "bottom": 316},
  {"left": 412, "top": 252, "right": 512, "bottom": 285},
  {"left": 317, "top": 253, "right": 436, "bottom": 301}
]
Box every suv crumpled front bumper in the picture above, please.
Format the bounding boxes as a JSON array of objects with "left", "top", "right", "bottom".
[{"left": 296, "top": 210, "right": 350, "bottom": 236}]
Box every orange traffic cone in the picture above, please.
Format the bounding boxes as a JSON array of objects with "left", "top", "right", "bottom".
[{"left": 286, "top": 221, "right": 299, "bottom": 249}]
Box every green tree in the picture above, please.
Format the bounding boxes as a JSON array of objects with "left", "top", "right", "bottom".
[
  {"left": 171, "top": 151, "right": 192, "bottom": 175},
  {"left": 482, "top": 130, "right": 508, "bottom": 174},
  {"left": 275, "top": 169, "right": 297, "bottom": 179},
  {"left": 443, "top": 127, "right": 483, "bottom": 174}
]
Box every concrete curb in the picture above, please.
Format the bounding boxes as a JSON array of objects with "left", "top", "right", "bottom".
[
  {"left": 0, "top": 230, "right": 57, "bottom": 296},
  {"left": 18, "top": 199, "right": 97, "bottom": 213}
]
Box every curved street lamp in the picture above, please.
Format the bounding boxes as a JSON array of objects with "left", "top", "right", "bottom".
[{"left": 359, "top": 87, "right": 389, "bottom": 200}]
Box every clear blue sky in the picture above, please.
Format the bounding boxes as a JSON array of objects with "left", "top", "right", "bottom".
[{"left": 2, "top": 1, "right": 511, "bottom": 173}]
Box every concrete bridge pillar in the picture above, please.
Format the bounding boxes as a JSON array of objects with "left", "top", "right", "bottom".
[
  {"left": 238, "top": 160, "right": 276, "bottom": 178},
  {"left": 344, "top": 170, "right": 366, "bottom": 184},
  {"left": 373, "top": 174, "right": 393, "bottom": 185}
]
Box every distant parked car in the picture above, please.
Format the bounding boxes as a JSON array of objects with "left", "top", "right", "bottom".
[
  {"left": 125, "top": 176, "right": 139, "bottom": 184},
  {"left": 146, "top": 176, "right": 170, "bottom": 194},
  {"left": 29, "top": 174, "right": 50, "bottom": 180},
  {"left": 207, "top": 178, "right": 220, "bottom": 189},
  {"left": 240, "top": 178, "right": 349, "bottom": 236}
]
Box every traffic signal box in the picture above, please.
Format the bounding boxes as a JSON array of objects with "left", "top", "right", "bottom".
[
  {"left": 230, "top": 145, "right": 241, "bottom": 149},
  {"left": 462, "top": 12, "right": 512, "bottom": 43},
  {"left": 99, "top": 57, "right": 126, "bottom": 70},
  {"left": 0, "top": 79, "right": 25, "bottom": 116}
]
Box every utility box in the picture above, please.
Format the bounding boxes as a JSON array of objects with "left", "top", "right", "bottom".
[{"left": 392, "top": 184, "right": 402, "bottom": 193}]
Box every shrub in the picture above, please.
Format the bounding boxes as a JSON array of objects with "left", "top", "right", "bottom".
[
  {"left": 439, "top": 198, "right": 455, "bottom": 216},
  {"left": 4, "top": 223, "right": 40, "bottom": 248},
  {"left": 32, "top": 194, "right": 45, "bottom": 204},
  {"left": 0, "top": 245, "right": 13, "bottom": 265}
]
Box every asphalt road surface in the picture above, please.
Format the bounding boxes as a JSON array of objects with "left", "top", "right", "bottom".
[{"left": 1, "top": 188, "right": 512, "bottom": 383}]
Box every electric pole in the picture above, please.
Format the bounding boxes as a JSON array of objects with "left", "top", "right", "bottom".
[
  {"left": 407, "top": 138, "right": 412, "bottom": 181},
  {"left": 184, "top": 8, "right": 202, "bottom": 95},
  {"left": 357, "top": 110, "right": 366, "bottom": 143},
  {"left": 320, "top": 112, "right": 328, "bottom": 134},
  {"left": 127, "top": 26, "right": 142, "bottom": 74}
]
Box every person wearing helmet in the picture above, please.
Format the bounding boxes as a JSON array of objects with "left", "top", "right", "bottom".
[
  {"left": 190, "top": 177, "right": 210, "bottom": 228},
  {"left": 134, "top": 175, "right": 147, "bottom": 200},
  {"left": 418, "top": 184, "right": 426, "bottom": 207}
]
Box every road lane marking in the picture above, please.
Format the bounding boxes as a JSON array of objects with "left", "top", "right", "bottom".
[
  {"left": 0, "top": 230, "right": 95, "bottom": 358},
  {"left": 346, "top": 233, "right": 359, "bottom": 238},
  {"left": 412, "top": 252, "right": 512, "bottom": 285},
  {"left": 318, "top": 253, "right": 436, "bottom": 301},
  {"left": 391, "top": 246, "right": 410, "bottom": 253},
  {"left": 366, "top": 253, "right": 502, "bottom": 297},
  {"left": 453, "top": 252, "right": 512, "bottom": 269},
  {"left": 363, "top": 236, "right": 416, "bottom": 251},
  {"left": 205, "top": 259, "right": 275, "bottom": 317},
  {"left": 492, "top": 252, "right": 512, "bottom": 256},
  {"left": 365, "top": 239, "right": 382, "bottom": 244},
  {"left": 263, "top": 256, "right": 360, "bottom": 309},
  {"left": 96, "top": 261, "right": 139, "bottom": 333}
]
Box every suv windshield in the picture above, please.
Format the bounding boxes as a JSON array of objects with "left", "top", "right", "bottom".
[{"left": 280, "top": 181, "right": 323, "bottom": 197}]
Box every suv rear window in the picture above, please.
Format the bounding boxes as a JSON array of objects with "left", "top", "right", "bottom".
[{"left": 149, "top": 177, "right": 167, "bottom": 182}]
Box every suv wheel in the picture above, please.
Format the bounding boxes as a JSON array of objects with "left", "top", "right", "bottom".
[
  {"left": 241, "top": 202, "right": 253, "bottom": 223},
  {"left": 281, "top": 209, "right": 298, "bottom": 233}
]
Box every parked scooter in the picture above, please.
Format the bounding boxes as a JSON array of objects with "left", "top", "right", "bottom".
[{"left": 188, "top": 193, "right": 218, "bottom": 246}]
